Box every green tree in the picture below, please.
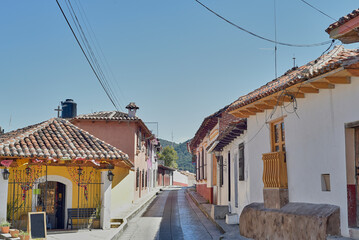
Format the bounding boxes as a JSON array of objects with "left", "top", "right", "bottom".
[{"left": 158, "top": 146, "right": 178, "bottom": 168}]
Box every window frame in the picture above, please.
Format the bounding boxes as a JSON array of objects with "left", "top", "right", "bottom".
[{"left": 270, "top": 117, "right": 285, "bottom": 152}]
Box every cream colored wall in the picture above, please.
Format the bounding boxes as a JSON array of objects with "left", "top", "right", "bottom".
[{"left": 110, "top": 167, "right": 134, "bottom": 217}]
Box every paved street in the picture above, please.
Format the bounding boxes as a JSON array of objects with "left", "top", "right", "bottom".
[{"left": 118, "top": 187, "right": 222, "bottom": 240}]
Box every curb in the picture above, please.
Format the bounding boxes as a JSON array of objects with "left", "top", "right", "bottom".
[
  {"left": 186, "top": 189, "right": 226, "bottom": 234},
  {"left": 110, "top": 188, "right": 161, "bottom": 240}
]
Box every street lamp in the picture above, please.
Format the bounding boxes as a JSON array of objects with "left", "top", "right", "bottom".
[
  {"left": 77, "top": 167, "right": 83, "bottom": 176},
  {"left": 107, "top": 170, "right": 114, "bottom": 182},
  {"left": 2, "top": 168, "right": 10, "bottom": 180}
]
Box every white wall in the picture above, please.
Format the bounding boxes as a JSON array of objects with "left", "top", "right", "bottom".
[
  {"left": 245, "top": 76, "right": 359, "bottom": 237},
  {"left": 0, "top": 171, "right": 9, "bottom": 222},
  {"left": 173, "top": 170, "right": 188, "bottom": 186},
  {"left": 219, "top": 134, "right": 250, "bottom": 216}
]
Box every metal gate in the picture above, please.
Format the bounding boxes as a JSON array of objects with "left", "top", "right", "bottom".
[{"left": 7, "top": 164, "right": 103, "bottom": 230}]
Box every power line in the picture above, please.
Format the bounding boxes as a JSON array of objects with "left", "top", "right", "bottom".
[
  {"left": 55, "top": 0, "right": 120, "bottom": 111},
  {"left": 194, "top": 0, "right": 333, "bottom": 47},
  {"left": 74, "top": 0, "right": 128, "bottom": 109},
  {"left": 298, "top": 0, "right": 337, "bottom": 21},
  {"left": 64, "top": 0, "right": 123, "bottom": 111}
]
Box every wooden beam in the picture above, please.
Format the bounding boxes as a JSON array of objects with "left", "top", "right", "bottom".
[
  {"left": 324, "top": 77, "right": 351, "bottom": 84},
  {"left": 310, "top": 82, "right": 335, "bottom": 89},
  {"left": 299, "top": 86, "right": 319, "bottom": 93},
  {"left": 263, "top": 99, "right": 283, "bottom": 106},
  {"left": 254, "top": 103, "right": 274, "bottom": 110},
  {"left": 246, "top": 107, "right": 263, "bottom": 113},
  {"left": 286, "top": 92, "right": 305, "bottom": 98},
  {"left": 232, "top": 111, "right": 249, "bottom": 118},
  {"left": 239, "top": 110, "right": 256, "bottom": 116},
  {"left": 344, "top": 69, "right": 359, "bottom": 76}
]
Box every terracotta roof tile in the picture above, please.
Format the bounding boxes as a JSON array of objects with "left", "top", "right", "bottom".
[
  {"left": 228, "top": 46, "right": 359, "bottom": 112},
  {"left": 75, "top": 111, "right": 138, "bottom": 121},
  {"left": 326, "top": 9, "right": 359, "bottom": 33},
  {"left": 0, "top": 118, "right": 132, "bottom": 165}
]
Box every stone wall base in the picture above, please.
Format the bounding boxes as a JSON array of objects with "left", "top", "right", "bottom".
[
  {"left": 263, "top": 188, "right": 288, "bottom": 209},
  {"left": 239, "top": 202, "right": 340, "bottom": 240}
]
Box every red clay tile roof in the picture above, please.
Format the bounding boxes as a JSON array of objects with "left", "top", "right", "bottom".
[
  {"left": 74, "top": 111, "right": 154, "bottom": 139},
  {"left": 188, "top": 105, "right": 229, "bottom": 151},
  {"left": 0, "top": 118, "right": 132, "bottom": 166},
  {"left": 228, "top": 46, "right": 359, "bottom": 112},
  {"left": 212, "top": 120, "right": 247, "bottom": 151},
  {"left": 326, "top": 9, "right": 359, "bottom": 34},
  {"left": 75, "top": 111, "right": 138, "bottom": 120}
]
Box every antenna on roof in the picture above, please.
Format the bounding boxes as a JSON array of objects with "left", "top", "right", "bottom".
[{"left": 293, "top": 55, "right": 296, "bottom": 68}]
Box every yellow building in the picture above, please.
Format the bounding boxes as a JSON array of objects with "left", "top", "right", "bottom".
[{"left": 0, "top": 118, "right": 133, "bottom": 231}]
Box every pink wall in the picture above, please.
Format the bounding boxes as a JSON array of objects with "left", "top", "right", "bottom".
[
  {"left": 72, "top": 120, "right": 136, "bottom": 162},
  {"left": 72, "top": 119, "right": 149, "bottom": 201}
]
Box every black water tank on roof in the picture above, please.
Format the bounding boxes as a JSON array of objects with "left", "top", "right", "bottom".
[{"left": 61, "top": 99, "right": 77, "bottom": 118}]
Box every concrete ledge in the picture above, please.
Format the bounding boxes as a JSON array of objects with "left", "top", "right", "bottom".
[
  {"left": 110, "top": 189, "right": 161, "bottom": 240},
  {"left": 186, "top": 189, "right": 225, "bottom": 234},
  {"left": 240, "top": 202, "right": 340, "bottom": 240},
  {"left": 225, "top": 213, "right": 239, "bottom": 225},
  {"left": 211, "top": 205, "right": 229, "bottom": 220}
]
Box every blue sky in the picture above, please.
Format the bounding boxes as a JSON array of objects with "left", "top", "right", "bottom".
[{"left": 1, "top": 0, "right": 358, "bottom": 143}]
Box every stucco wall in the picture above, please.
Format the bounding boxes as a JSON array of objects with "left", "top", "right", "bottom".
[
  {"left": 111, "top": 168, "right": 134, "bottom": 217},
  {"left": 72, "top": 120, "right": 136, "bottom": 162},
  {"left": 245, "top": 76, "right": 359, "bottom": 237},
  {"left": 220, "top": 134, "right": 249, "bottom": 216},
  {"left": 173, "top": 170, "right": 188, "bottom": 186}
]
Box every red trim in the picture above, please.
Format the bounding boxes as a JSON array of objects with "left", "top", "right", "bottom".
[
  {"left": 196, "top": 184, "right": 213, "bottom": 204},
  {"left": 173, "top": 181, "right": 188, "bottom": 187}
]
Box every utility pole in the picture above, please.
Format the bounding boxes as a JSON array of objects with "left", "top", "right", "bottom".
[
  {"left": 171, "top": 131, "right": 174, "bottom": 147},
  {"left": 54, "top": 106, "right": 62, "bottom": 118}
]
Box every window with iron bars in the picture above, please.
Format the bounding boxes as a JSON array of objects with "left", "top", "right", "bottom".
[
  {"left": 142, "top": 170, "right": 145, "bottom": 189},
  {"left": 136, "top": 168, "right": 139, "bottom": 189}
]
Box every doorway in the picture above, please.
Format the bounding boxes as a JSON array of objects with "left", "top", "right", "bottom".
[{"left": 37, "top": 181, "right": 66, "bottom": 229}]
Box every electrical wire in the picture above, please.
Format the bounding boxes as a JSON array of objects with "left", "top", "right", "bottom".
[
  {"left": 74, "top": 0, "right": 128, "bottom": 109},
  {"left": 55, "top": 0, "right": 121, "bottom": 111},
  {"left": 194, "top": 0, "right": 333, "bottom": 47},
  {"left": 298, "top": 0, "right": 336, "bottom": 21},
  {"left": 65, "top": 0, "right": 123, "bottom": 111}
]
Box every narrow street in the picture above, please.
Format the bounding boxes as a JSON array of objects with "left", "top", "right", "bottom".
[{"left": 118, "top": 187, "right": 222, "bottom": 240}]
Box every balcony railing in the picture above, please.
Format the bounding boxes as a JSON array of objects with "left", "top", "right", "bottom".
[{"left": 262, "top": 151, "right": 287, "bottom": 189}]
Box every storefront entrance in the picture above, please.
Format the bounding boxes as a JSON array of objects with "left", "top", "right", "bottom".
[{"left": 37, "top": 181, "right": 66, "bottom": 229}]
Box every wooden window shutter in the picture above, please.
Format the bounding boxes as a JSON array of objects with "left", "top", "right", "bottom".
[
  {"left": 238, "top": 143, "right": 245, "bottom": 181},
  {"left": 220, "top": 156, "right": 224, "bottom": 187}
]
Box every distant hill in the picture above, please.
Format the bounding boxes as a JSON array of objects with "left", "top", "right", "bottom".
[{"left": 159, "top": 139, "right": 194, "bottom": 173}]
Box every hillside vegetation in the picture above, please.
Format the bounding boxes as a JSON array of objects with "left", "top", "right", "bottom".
[{"left": 159, "top": 139, "right": 194, "bottom": 173}]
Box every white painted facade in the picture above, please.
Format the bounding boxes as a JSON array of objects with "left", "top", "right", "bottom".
[
  {"left": 215, "top": 133, "right": 250, "bottom": 217},
  {"left": 243, "top": 76, "right": 359, "bottom": 237},
  {"left": 0, "top": 170, "right": 9, "bottom": 222},
  {"left": 173, "top": 170, "right": 188, "bottom": 186}
]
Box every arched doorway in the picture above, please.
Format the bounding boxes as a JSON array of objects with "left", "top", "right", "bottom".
[{"left": 37, "top": 181, "right": 66, "bottom": 229}]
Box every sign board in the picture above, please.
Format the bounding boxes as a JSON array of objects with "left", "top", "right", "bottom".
[{"left": 28, "top": 212, "right": 47, "bottom": 239}]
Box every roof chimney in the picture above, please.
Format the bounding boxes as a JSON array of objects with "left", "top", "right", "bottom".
[{"left": 126, "top": 102, "right": 139, "bottom": 118}]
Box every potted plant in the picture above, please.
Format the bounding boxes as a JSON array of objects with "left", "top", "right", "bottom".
[
  {"left": 0, "top": 220, "right": 10, "bottom": 233},
  {"left": 19, "top": 230, "right": 30, "bottom": 240},
  {"left": 92, "top": 200, "right": 102, "bottom": 229},
  {"left": 10, "top": 228, "right": 19, "bottom": 238}
]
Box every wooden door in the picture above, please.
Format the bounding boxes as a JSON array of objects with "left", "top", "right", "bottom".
[{"left": 355, "top": 128, "right": 359, "bottom": 226}]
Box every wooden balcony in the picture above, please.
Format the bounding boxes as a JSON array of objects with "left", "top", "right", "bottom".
[{"left": 262, "top": 151, "right": 287, "bottom": 189}]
